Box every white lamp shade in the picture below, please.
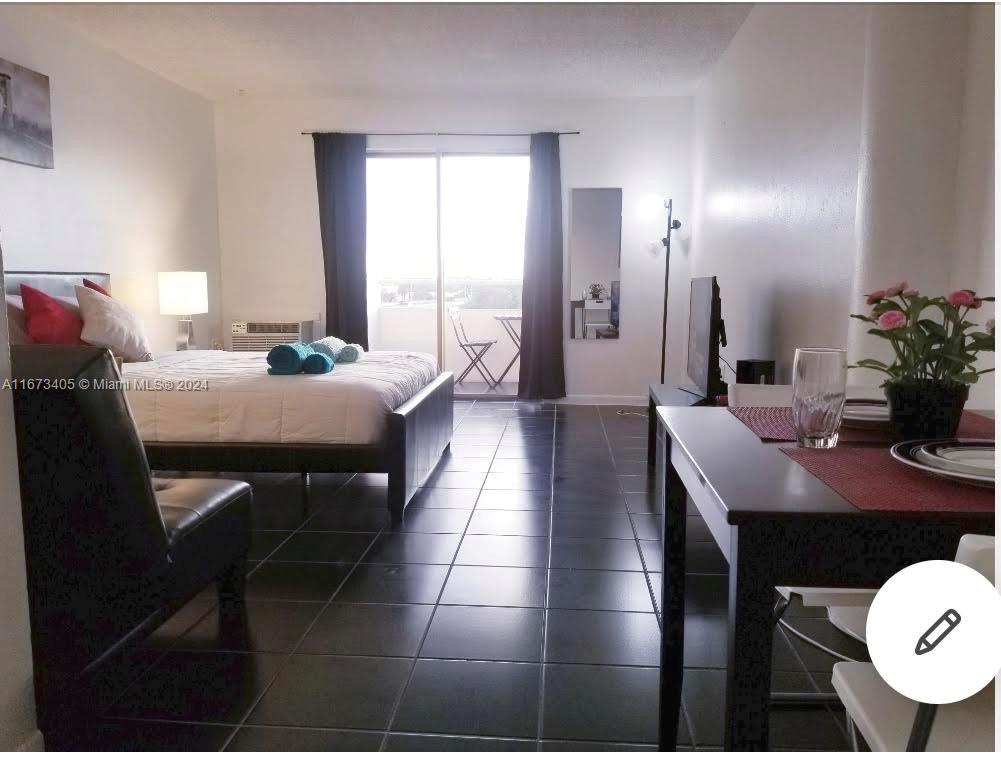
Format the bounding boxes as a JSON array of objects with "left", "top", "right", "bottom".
[{"left": 158, "top": 271, "right": 208, "bottom": 316}]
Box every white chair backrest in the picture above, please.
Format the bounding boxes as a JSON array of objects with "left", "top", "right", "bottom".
[
  {"left": 447, "top": 306, "right": 468, "bottom": 344},
  {"left": 955, "top": 534, "right": 995, "bottom": 584},
  {"left": 727, "top": 383, "right": 792, "bottom": 407}
]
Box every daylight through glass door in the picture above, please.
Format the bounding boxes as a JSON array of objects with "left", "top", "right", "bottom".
[{"left": 366, "top": 153, "right": 529, "bottom": 396}]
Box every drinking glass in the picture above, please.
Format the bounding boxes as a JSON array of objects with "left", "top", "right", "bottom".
[{"left": 792, "top": 348, "right": 847, "bottom": 448}]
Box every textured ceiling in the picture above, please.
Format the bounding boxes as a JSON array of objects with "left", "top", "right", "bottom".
[{"left": 40, "top": 2, "right": 751, "bottom": 100}]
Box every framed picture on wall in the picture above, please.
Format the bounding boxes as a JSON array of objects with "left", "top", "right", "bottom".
[{"left": 0, "top": 57, "right": 54, "bottom": 169}]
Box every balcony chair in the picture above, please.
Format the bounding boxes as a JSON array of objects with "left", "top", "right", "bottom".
[{"left": 448, "top": 306, "right": 498, "bottom": 389}]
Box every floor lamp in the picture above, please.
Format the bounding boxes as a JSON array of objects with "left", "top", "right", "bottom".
[{"left": 659, "top": 199, "right": 682, "bottom": 384}]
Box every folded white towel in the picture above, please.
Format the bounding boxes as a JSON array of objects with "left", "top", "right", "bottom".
[
  {"left": 310, "top": 336, "right": 346, "bottom": 360},
  {"left": 338, "top": 343, "right": 364, "bottom": 363}
]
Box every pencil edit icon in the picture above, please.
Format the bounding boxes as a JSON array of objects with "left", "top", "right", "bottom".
[{"left": 915, "top": 609, "right": 961, "bottom": 655}]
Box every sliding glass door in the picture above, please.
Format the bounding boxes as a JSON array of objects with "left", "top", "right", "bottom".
[
  {"left": 441, "top": 154, "right": 529, "bottom": 394},
  {"left": 365, "top": 156, "right": 439, "bottom": 358},
  {"left": 367, "top": 152, "right": 529, "bottom": 394}
]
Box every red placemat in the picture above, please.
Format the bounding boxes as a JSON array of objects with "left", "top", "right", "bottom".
[
  {"left": 730, "top": 406, "right": 994, "bottom": 444},
  {"left": 781, "top": 446, "right": 994, "bottom": 513}
]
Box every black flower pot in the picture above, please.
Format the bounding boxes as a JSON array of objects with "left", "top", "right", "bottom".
[{"left": 884, "top": 381, "right": 969, "bottom": 439}]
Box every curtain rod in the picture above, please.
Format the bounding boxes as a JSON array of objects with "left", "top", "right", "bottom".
[{"left": 300, "top": 130, "right": 581, "bottom": 137}]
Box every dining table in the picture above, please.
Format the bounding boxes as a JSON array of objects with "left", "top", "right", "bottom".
[
  {"left": 655, "top": 406, "right": 995, "bottom": 751},
  {"left": 493, "top": 313, "right": 522, "bottom": 385}
]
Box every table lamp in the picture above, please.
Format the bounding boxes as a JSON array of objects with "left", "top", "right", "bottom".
[{"left": 158, "top": 271, "right": 208, "bottom": 350}]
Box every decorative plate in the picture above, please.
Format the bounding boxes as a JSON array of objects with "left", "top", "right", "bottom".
[
  {"left": 915, "top": 441, "right": 995, "bottom": 478},
  {"left": 842, "top": 400, "right": 891, "bottom": 430},
  {"left": 890, "top": 439, "right": 995, "bottom": 487}
]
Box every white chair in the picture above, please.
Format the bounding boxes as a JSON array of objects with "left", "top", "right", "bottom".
[
  {"left": 833, "top": 535, "right": 995, "bottom": 751},
  {"left": 448, "top": 306, "right": 498, "bottom": 389},
  {"left": 775, "top": 587, "right": 873, "bottom": 647}
]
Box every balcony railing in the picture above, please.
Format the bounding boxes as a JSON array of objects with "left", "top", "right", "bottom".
[{"left": 370, "top": 279, "right": 522, "bottom": 385}]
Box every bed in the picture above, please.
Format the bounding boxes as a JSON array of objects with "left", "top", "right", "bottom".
[{"left": 4, "top": 271, "right": 454, "bottom": 522}]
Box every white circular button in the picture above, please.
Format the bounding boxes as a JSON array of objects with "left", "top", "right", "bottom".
[{"left": 866, "top": 559, "right": 1001, "bottom": 704}]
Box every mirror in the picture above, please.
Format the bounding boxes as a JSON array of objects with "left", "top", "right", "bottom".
[{"left": 569, "top": 187, "right": 622, "bottom": 340}]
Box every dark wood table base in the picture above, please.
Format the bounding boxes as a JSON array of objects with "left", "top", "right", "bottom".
[{"left": 655, "top": 407, "right": 994, "bottom": 751}]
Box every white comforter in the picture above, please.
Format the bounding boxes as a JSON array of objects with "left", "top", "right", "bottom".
[{"left": 122, "top": 349, "right": 439, "bottom": 445}]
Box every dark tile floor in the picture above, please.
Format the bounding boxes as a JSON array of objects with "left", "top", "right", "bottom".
[{"left": 51, "top": 401, "right": 854, "bottom": 751}]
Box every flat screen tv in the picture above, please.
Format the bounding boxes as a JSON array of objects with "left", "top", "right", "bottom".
[{"left": 687, "top": 276, "right": 726, "bottom": 398}]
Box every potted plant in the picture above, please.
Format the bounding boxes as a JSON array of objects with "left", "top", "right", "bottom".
[
  {"left": 588, "top": 283, "right": 605, "bottom": 301},
  {"left": 850, "top": 283, "right": 995, "bottom": 438}
]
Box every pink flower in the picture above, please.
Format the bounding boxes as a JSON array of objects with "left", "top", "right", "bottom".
[
  {"left": 902, "top": 289, "right": 919, "bottom": 298},
  {"left": 865, "top": 289, "right": 886, "bottom": 304},
  {"left": 885, "top": 281, "right": 909, "bottom": 296},
  {"left": 877, "top": 310, "right": 907, "bottom": 330},
  {"left": 947, "top": 289, "right": 977, "bottom": 307}
]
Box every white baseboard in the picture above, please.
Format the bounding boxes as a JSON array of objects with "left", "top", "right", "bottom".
[
  {"left": 559, "top": 394, "right": 647, "bottom": 406},
  {"left": 16, "top": 729, "right": 44, "bottom": 752}
]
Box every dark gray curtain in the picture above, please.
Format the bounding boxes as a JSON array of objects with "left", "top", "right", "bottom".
[
  {"left": 313, "top": 133, "right": 369, "bottom": 348},
  {"left": 518, "top": 133, "right": 566, "bottom": 399}
]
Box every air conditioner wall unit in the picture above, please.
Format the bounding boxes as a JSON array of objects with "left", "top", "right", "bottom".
[{"left": 230, "top": 320, "right": 316, "bottom": 351}]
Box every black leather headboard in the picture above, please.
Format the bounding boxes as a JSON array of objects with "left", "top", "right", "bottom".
[{"left": 3, "top": 271, "right": 111, "bottom": 297}]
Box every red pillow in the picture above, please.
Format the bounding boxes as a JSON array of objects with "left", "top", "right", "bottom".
[
  {"left": 83, "top": 278, "right": 110, "bottom": 297},
  {"left": 19, "top": 284, "right": 84, "bottom": 344}
]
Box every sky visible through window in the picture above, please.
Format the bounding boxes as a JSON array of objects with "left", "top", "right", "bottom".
[
  {"left": 367, "top": 156, "right": 438, "bottom": 282},
  {"left": 441, "top": 155, "right": 529, "bottom": 282},
  {"left": 366, "top": 154, "right": 529, "bottom": 294}
]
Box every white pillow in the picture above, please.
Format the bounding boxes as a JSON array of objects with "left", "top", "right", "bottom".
[{"left": 74, "top": 285, "right": 154, "bottom": 362}]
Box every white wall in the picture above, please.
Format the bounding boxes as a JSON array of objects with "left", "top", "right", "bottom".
[
  {"left": 691, "top": 3, "right": 994, "bottom": 397},
  {"left": 849, "top": 4, "right": 971, "bottom": 382},
  {"left": 215, "top": 96, "right": 693, "bottom": 400},
  {"left": 0, "top": 5, "right": 223, "bottom": 352},
  {"left": 949, "top": 3, "right": 994, "bottom": 407},
  {"left": 0, "top": 259, "right": 39, "bottom": 751},
  {"left": 689, "top": 3, "right": 869, "bottom": 383}
]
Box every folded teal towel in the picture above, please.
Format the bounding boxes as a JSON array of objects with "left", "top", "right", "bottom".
[
  {"left": 302, "top": 351, "right": 335, "bottom": 375},
  {"left": 266, "top": 342, "right": 313, "bottom": 375},
  {"left": 310, "top": 336, "right": 346, "bottom": 361},
  {"left": 337, "top": 343, "right": 365, "bottom": 363}
]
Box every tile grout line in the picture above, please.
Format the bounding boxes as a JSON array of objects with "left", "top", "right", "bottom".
[
  {"left": 375, "top": 397, "right": 510, "bottom": 751},
  {"left": 597, "top": 407, "right": 693, "bottom": 747},
  {"left": 533, "top": 402, "right": 559, "bottom": 750},
  {"left": 216, "top": 407, "right": 498, "bottom": 752},
  {"left": 111, "top": 405, "right": 704, "bottom": 751},
  {"left": 217, "top": 472, "right": 388, "bottom": 751},
  {"left": 596, "top": 407, "right": 661, "bottom": 619}
]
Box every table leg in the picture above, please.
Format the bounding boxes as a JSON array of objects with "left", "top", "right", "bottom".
[
  {"left": 508, "top": 319, "right": 521, "bottom": 348},
  {"left": 495, "top": 319, "right": 521, "bottom": 385},
  {"left": 725, "top": 525, "right": 777, "bottom": 751},
  {"left": 658, "top": 452, "right": 687, "bottom": 751}
]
